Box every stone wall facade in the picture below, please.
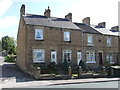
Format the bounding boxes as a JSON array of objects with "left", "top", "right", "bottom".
[{"left": 82, "top": 33, "right": 118, "bottom": 68}]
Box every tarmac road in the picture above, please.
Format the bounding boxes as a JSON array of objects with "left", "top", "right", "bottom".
[{"left": 24, "top": 80, "right": 119, "bottom": 88}]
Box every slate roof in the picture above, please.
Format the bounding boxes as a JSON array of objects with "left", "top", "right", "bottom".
[
  {"left": 91, "top": 25, "right": 119, "bottom": 36},
  {"left": 74, "top": 23, "right": 100, "bottom": 34},
  {"left": 23, "top": 14, "right": 80, "bottom": 30}
]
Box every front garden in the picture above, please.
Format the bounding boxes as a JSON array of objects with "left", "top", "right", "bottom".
[{"left": 30, "top": 59, "right": 120, "bottom": 80}]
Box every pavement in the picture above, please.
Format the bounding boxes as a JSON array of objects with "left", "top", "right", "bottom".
[{"left": 0, "top": 56, "right": 119, "bottom": 88}]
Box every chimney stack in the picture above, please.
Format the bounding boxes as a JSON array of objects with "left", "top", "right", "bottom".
[
  {"left": 44, "top": 6, "right": 51, "bottom": 17},
  {"left": 82, "top": 17, "right": 90, "bottom": 25},
  {"left": 65, "top": 13, "right": 72, "bottom": 22},
  {"left": 98, "top": 22, "right": 106, "bottom": 28},
  {"left": 111, "top": 26, "right": 119, "bottom": 32},
  {"left": 20, "top": 4, "right": 25, "bottom": 17}
]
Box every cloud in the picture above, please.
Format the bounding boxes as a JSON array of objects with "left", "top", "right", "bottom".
[
  {"left": 0, "top": 16, "right": 19, "bottom": 29},
  {"left": 0, "top": 0, "right": 13, "bottom": 16}
]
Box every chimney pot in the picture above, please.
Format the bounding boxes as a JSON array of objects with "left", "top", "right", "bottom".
[
  {"left": 20, "top": 4, "right": 25, "bottom": 17},
  {"left": 44, "top": 6, "right": 51, "bottom": 17}
]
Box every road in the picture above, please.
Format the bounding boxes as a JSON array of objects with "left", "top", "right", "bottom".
[{"left": 23, "top": 81, "right": 119, "bottom": 88}]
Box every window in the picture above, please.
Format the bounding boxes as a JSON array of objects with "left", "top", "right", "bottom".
[
  {"left": 86, "top": 51, "right": 96, "bottom": 63},
  {"left": 87, "top": 34, "right": 93, "bottom": 45},
  {"left": 64, "top": 32, "right": 70, "bottom": 41},
  {"left": 63, "top": 50, "right": 72, "bottom": 62},
  {"left": 33, "top": 49, "right": 44, "bottom": 63},
  {"left": 35, "top": 29, "right": 43, "bottom": 40},
  {"left": 51, "top": 50, "right": 57, "bottom": 63},
  {"left": 107, "top": 37, "right": 111, "bottom": 46},
  {"left": 106, "top": 52, "right": 113, "bottom": 63}
]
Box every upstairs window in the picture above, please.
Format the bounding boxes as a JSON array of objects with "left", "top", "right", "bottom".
[
  {"left": 64, "top": 32, "right": 70, "bottom": 41},
  {"left": 35, "top": 29, "right": 43, "bottom": 40},
  {"left": 87, "top": 34, "right": 93, "bottom": 45},
  {"left": 107, "top": 37, "right": 111, "bottom": 46}
]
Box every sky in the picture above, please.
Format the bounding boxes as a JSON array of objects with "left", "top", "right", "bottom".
[{"left": 0, "top": 0, "right": 119, "bottom": 40}]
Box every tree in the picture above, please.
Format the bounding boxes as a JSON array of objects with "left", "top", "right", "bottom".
[
  {"left": 0, "top": 40, "right": 2, "bottom": 56},
  {"left": 0, "top": 40, "right": 2, "bottom": 51},
  {"left": 2, "top": 36, "right": 16, "bottom": 55}
]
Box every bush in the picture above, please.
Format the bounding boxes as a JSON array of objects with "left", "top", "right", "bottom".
[
  {"left": 104, "top": 60, "right": 110, "bottom": 67},
  {"left": 72, "top": 66, "right": 78, "bottom": 74},
  {"left": 47, "top": 62, "right": 57, "bottom": 74},
  {"left": 63, "top": 59, "right": 69, "bottom": 74},
  {"left": 78, "top": 60, "right": 88, "bottom": 71},
  {"left": 4, "top": 54, "right": 16, "bottom": 63}
]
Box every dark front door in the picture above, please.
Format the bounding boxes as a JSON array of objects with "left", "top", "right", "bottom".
[{"left": 99, "top": 53, "right": 103, "bottom": 65}]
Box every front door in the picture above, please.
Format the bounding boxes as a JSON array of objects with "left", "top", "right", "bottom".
[
  {"left": 51, "top": 50, "right": 57, "bottom": 63},
  {"left": 99, "top": 53, "right": 103, "bottom": 65},
  {"left": 77, "top": 51, "right": 82, "bottom": 65}
]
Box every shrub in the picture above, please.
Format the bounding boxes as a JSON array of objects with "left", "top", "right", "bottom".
[
  {"left": 4, "top": 54, "right": 16, "bottom": 63},
  {"left": 72, "top": 66, "right": 78, "bottom": 74},
  {"left": 104, "top": 60, "right": 110, "bottom": 67},
  {"left": 78, "top": 60, "right": 88, "bottom": 71},
  {"left": 63, "top": 59, "right": 69, "bottom": 74},
  {"left": 47, "top": 62, "right": 57, "bottom": 74}
]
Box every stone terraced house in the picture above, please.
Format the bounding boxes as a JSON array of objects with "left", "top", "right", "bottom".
[
  {"left": 75, "top": 19, "right": 119, "bottom": 69},
  {"left": 17, "top": 4, "right": 119, "bottom": 75}
]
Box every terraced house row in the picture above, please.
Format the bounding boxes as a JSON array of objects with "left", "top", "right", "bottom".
[{"left": 17, "top": 4, "right": 119, "bottom": 75}]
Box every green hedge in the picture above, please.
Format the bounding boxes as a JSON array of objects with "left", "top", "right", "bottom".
[
  {"left": 47, "top": 62, "right": 57, "bottom": 74},
  {"left": 4, "top": 55, "right": 16, "bottom": 63}
]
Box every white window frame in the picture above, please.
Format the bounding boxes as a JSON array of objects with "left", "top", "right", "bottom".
[
  {"left": 33, "top": 49, "right": 45, "bottom": 63},
  {"left": 86, "top": 51, "right": 96, "bottom": 63},
  {"left": 107, "top": 37, "right": 111, "bottom": 46},
  {"left": 87, "top": 34, "right": 93, "bottom": 45},
  {"left": 35, "top": 29, "right": 43, "bottom": 40},
  {"left": 106, "top": 52, "right": 113, "bottom": 63},
  {"left": 64, "top": 31, "right": 70, "bottom": 41},
  {"left": 63, "top": 50, "right": 72, "bottom": 62},
  {"left": 51, "top": 50, "right": 57, "bottom": 64}
]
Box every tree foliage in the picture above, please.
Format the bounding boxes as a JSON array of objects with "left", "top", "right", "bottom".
[
  {"left": 0, "top": 40, "right": 2, "bottom": 51},
  {"left": 2, "top": 36, "right": 16, "bottom": 55}
]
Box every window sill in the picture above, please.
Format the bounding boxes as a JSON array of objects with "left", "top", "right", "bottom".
[
  {"left": 35, "top": 39, "right": 44, "bottom": 41},
  {"left": 33, "top": 61, "right": 44, "bottom": 63},
  {"left": 86, "top": 61, "right": 96, "bottom": 63},
  {"left": 107, "top": 46, "right": 112, "bottom": 47},
  {"left": 87, "top": 43, "right": 94, "bottom": 46},
  {"left": 110, "top": 62, "right": 115, "bottom": 64},
  {"left": 64, "top": 41, "right": 71, "bottom": 42}
]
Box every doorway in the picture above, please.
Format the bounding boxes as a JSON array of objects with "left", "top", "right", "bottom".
[
  {"left": 98, "top": 52, "right": 103, "bottom": 65},
  {"left": 77, "top": 51, "right": 82, "bottom": 65},
  {"left": 51, "top": 50, "right": 57, "bottom": 64}
]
